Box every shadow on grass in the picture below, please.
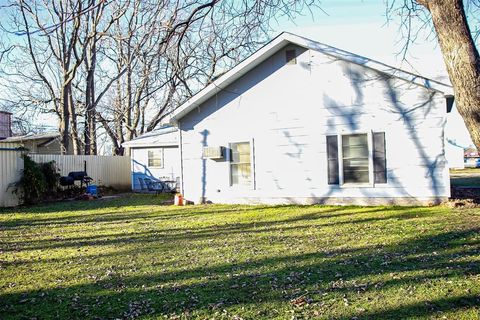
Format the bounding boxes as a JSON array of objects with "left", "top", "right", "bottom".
[
  {"left": 337, "top": 295, "right": 480, "bottom": 320},
  {"left": 451, "top": 176, "right": 480, "bottom": 187},
  {"left": 0, "top": 204, "right": 311, "bottom": 230},
  {"left": 1, "top": 208, "right": 479, "bottom": 319},
  {"left": 2, "top": 206, "right": 430, "bottom": 253},
  {"left": 0, "top": 193, "right": 172, "bottom": 216}
]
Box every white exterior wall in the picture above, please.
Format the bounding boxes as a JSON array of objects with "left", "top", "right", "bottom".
[
  {"left": 131, "top": 147, "right": 180, "bottom": 190},
  {"left": 179, "top": 45, "right": 450, "bottom": 205}
]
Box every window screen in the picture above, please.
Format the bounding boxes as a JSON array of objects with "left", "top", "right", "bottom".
[{"left": 230, "top": 142, "right": 251, "bottom": 186}]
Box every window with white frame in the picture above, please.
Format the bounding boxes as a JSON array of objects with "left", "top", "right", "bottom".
[
  {"left": 327, "top": 132, "right": 386, "bottom": 185},
  {"left": 148, "top": 149, "right": 164, "bottom": 168},
  {"left": 230, "top": 142, "right": 251, "bottom": 186},
  {"left": 342, "top": 134, "right": 369, "bottom": 183}
]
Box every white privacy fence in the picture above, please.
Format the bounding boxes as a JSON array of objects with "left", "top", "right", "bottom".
[
  {"left": 30, "top": 154, "right": 131, "bottom": 190},
  {"left": 0, "top": 152, "right": 131, "bottom": 207},
  {"left": 0, "top": 143, "right": 23, "bottom": 207}
]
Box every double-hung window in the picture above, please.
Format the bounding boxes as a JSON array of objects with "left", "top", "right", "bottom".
[
  {"left": 230, "top": 142, "right": 252, "bottom": 186},
  {"left": 327, "top": 132, "right": 386, "bottom": 185},
  {"left": 342, "top": 134, "right": 369, "bottom": 183},
  {"left": 148, "top": 149, "right": 164, "bottom": 168}
]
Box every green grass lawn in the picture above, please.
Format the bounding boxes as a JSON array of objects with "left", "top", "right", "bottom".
[
  {"left": 451, "top": 168, "right": 480, "bottom": 187},
  {"left": 1, "top": 195, "right": 479, "bottom": 319}
]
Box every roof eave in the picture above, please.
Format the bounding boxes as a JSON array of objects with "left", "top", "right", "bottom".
[
  {"left": 170, "top": 32, "right": 454, "bottom": 122},
  {"left": 170, "top": 33, "right": 291, "bottom": 122},
  {"left": 122, "top": 141, "right": 179, "bottom": 148}
]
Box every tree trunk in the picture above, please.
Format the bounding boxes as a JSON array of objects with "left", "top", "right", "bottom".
[
  {"left": 114, "top": 78, "right": 125, "bottom": 156},
  {"left": 421, "top": 0, "right": 480, "bottom": 148},
  {"left": 67, "top": 86, "right": 81, "bottom": 155},
  {"left": 85, "top": 44, "right": 97, "bottom": 155},
  {"left": 125, "top": 60, "right": 134, "bottom": 140},
  {"left": 97, "top": 112, "right": 123, "bottom": 156},
  {"left": 84, "top": 68, "right": 92, "bottom": 155},
  {"left": 59, "top": 88, "right": 70, "bottom": 155}
]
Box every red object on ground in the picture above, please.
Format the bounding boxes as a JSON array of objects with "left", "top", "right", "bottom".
[{"left": 174, "top": 194, "right": 184, "bottom": 206}]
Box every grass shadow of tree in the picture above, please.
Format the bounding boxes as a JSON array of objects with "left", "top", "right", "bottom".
[{"left": 1, "top": 205, "right": 479, "bottom": 319}]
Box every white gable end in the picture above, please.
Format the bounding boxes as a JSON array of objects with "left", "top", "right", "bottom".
[{"left": 170, "top": 32, "right": 453, "bottom": 124}]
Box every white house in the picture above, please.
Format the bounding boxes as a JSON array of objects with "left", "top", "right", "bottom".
[
  {"left": 123, "top": 126, "right": 180, "bottom": 191},
  {"left": 169, "top": 32, "right": 454, "bottom": 205},
  {"left": 445, "top": 140, "right": 465, "bottom": 170},
  {"left": 444, "top": 104, "right": 468, "bottom": 169}
]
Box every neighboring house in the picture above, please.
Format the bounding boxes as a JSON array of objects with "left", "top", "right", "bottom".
[
  {"left": 122, "top": 126, "right": 180, "bottom": 191},
  {"left": 464, "top": 147, "right": 480, "bottom": 168},
  {"left": 169, "top": 32, "right": 453, "bottom": 205},
  {"left": 0, "top": 133, "right": 74, "bottom": 154}
]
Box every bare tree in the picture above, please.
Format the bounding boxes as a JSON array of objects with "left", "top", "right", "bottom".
[
  {"left": 0, "top": 45, "right": 14, "bottom": 65},
  {"left": 95, "top": 0, "right": 316, "bottom": 155},
  {"left": 389, "top": 0, "right": 480, "bottom": 149},
  {"left": 81, "top": 0, "right": 126, "bottom": 155},
  {"left": 2, "top": 0, "right": 94, "bottom": 154},
  {"left": 1, "top": 0, "right": 318, "bottom": 155}
]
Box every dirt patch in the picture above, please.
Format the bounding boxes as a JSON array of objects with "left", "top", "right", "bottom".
[{"left": 445, "top": 187, "right": 480, "bottom": 208}]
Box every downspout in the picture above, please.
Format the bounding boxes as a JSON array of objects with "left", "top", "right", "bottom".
[{"left": 178, "top": 120, "right": 185, "bottom": 197}]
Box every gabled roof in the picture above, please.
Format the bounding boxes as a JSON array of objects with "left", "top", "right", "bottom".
[
  {"left": 170, "top": 32, "right": 453, "bottom": 123},
  {"left": 122, "top": 126, "right": 178, "bottom": 148}
]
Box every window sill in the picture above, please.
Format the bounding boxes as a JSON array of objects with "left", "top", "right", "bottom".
[{"left": 340, "top": 183, "right": 374, "bottom": 188}]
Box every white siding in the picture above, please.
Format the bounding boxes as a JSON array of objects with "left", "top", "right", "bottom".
[
  {"left": 0, "top": 143, "right": 23, "bottom": 207},
  {"left": 179, "top": 45, "right": 450, "bottom": 205},
  {"left": 130, "top": 146, "right": 180, "bottom": 190},
  {"left": 30, "top": 154, "right": 131, "bottom": 190},
  {"left": 445, "top": 141, "right": 465, "bottom": 169}
]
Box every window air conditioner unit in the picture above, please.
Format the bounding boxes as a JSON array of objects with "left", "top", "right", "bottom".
[{"left": 202, "top": 146, "right": 225, "bottom": 159}]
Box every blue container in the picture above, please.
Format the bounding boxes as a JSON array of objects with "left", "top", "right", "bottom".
[{"left": 86, "top": 185, "right": 98, "bottom": 196}]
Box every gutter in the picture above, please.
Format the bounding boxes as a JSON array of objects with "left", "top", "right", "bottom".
[
  {"left": 123, "top": 142, "right": 179, "bottom": 148},
  {"left": 0, "top": 147, "right": 25, "bottom": 151}
]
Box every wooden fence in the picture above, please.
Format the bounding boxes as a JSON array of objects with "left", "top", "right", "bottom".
[{"left": 0, "top": 152, "right": 131, "bottom": 207}]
